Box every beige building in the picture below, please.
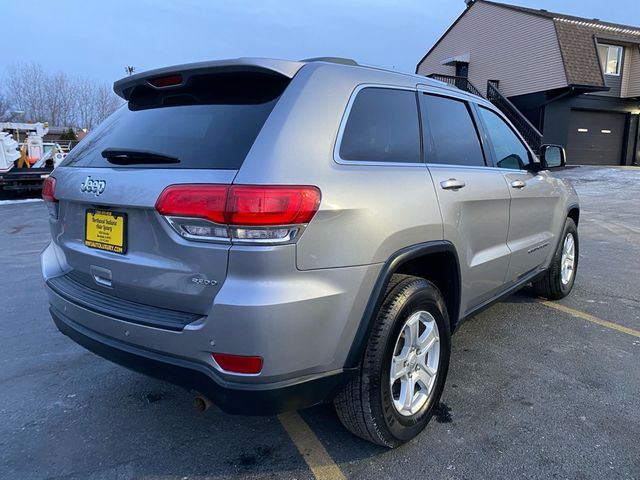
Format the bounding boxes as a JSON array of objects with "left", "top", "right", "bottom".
[{"left": 417, "top": 0, "right": 640, "bottom": 165}]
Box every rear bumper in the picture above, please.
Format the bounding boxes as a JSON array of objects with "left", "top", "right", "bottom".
[
  {"left": 51, "top": 306, "right": 354, "bottom": 415},
  {"left": 42, "top": 241, "right": 381, "bottom": 380}
]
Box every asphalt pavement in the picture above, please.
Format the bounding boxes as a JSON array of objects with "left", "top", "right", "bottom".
[{"left": 0, "top": 166, "right": 638, "bottom": 480}]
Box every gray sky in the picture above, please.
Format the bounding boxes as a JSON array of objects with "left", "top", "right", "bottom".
[{"left": 4, "top": 0, "right": 639, "bottom": 84}]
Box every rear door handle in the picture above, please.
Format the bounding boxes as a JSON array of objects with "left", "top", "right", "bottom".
[
  {"left": 440, "top": 178, "right": 466, "bottom": 190},
  {"left": 511, "top": 180, "right": 526, "bottom": 189}
]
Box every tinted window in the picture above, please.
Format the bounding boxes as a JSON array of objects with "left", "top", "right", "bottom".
[
  {"left": 61, "top": 72, "right": 287, "bottom": 169},
  {"left": 478, "top": 107, "right": 531, "bottom": 170},
  {"left": 421, "top": 94, "right": 485, "bottom": 167},
  {"left": 339, "top": 88, "right": 420, "bottom": 163}
]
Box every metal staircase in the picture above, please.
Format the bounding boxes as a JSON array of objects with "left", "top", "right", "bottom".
[
  {"left": 428, "top": 73, "right": 484, "bottom": 98},
  {"left": 427, "top": 74, "right": 542, "bottom": 154}
]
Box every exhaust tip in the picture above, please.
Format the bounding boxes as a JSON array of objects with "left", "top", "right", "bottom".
[{"left": 193, "top": 395, "right": 213, "bottom": 412}]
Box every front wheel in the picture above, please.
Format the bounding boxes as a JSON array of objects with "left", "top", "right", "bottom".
[
  {"left": 533, "top": 217, "right": 579, "bottom": 300},
  {"left": 334, "top": 275, "right": 451, "bottom": 447}
]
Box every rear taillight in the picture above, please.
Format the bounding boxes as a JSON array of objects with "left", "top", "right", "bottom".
[
  {"left": 42, "top": 176, "right": 57, "bottom": 202},
  {"left": 226, "top": 185, "right": 320, "bottom": 226},
  {"left": 155, "top": 185, "right": 227, "bottom": 223},
  {"left": 155, "top": 184, "right": 321, "bottom": 244},
  {"left": 42, "top": 176, "right": 58, "bottom": 218},
  {"left": 212, "top": 352, "right": 263, "bottom": 374}
]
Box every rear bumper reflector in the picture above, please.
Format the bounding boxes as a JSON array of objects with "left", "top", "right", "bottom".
[{"left": 212, "top": 352, "right": 263, "bottom": 374}]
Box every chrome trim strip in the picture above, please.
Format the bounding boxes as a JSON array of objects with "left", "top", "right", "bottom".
[
  {"left": 162, "top": 215, "right": 307, "bottom": 246},
  {"left": 164, "top": 216, "right": 230, "bottom": 244},
  {"left": 230, "top": 225, "right": 304, "bottom": 245}
]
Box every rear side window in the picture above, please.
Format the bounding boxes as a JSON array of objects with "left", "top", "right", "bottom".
[
  {"left": 339, "top": 88, "right": 421, "bottom": 163},
  {"left": 61, "top": 72, "right": 287, "bottom": 169},
  {"left": 421, "top": 94, "right": 485, "bottom": 167}
]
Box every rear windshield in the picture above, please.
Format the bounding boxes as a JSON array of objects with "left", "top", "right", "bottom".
[{"left": 61, "top": 72, "right": 286, "bottom": 170}]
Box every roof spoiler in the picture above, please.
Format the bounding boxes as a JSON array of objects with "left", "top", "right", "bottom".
[{"left": 113, "top": 58, "right": 305, "bottom": 101}]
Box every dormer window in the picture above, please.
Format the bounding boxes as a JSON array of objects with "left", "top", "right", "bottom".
[{"left": 597, "top": 44, "right": 623, "bottom": 75}]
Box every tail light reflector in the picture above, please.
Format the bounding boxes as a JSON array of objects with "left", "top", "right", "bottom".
[{"left": 212, "top": 353, "right": 263, "bottom": 374}]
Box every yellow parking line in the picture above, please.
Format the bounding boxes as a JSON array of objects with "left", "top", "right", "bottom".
[
  {"left": 278, "top": 411, "right": 347, "bottom": 480},
  {"left": 540, "top": 300, "right": 640, "bottom": 338}
]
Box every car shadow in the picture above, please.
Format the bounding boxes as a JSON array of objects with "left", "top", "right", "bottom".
[{"left": 499, "top": 285, "right": 541, "bottom": 304}]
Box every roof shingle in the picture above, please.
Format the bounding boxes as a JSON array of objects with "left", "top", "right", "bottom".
[
  {"left": 479, "top": 0, "right": 640, "bottom": 34},
  {"left": 479, "top": 1, "right": 640, "bottom": 87}
]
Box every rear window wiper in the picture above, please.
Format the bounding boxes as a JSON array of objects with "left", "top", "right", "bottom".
[{"left": 101, "top": 148, "right": 180, "bottom": 165}]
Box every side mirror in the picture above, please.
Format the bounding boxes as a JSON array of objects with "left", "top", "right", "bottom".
[{"left": 540, "top": 144, "right": 566, "bottom": 170}]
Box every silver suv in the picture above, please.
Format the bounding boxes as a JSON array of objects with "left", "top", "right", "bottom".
[{"left": 41, "top": 58, "right": 579, "bottom": 447}]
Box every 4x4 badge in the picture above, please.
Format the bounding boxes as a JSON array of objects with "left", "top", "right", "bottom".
[{"left": 80, "top": 176, "right": 106, "bottom": 196}]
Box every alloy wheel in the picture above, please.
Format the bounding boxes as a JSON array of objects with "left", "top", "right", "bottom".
[
  {"left": 389, "top": 310, "right": 440, "bottom": 416},
  {"left": 560, "top": 232, "right": 576, "bottom": 285}
]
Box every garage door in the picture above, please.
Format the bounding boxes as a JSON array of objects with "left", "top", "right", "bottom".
[{"left": 567, "top": 110, "right": 626, "bottom": 165}]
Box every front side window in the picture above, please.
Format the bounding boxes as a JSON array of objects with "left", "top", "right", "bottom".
[
  {"left": 339, "top": 88, "right": 420, "bottom": 163},
  {"left": 478, "top": 107, "right": 531, "bottom": 170},
  {"left": 421, "top": 94, "right": 485, "bottom": 167},
  {"left": 597, "top": 44, "right": 623, "bottom": 75}
]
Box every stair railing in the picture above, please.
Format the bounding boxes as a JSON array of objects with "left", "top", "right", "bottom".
[
  {"left": 427, "top": 74, "right": 484, "bottom": 98},
  {"left": 486, "top": 81, "right": 542, "bottom": 153},
  {"left": 425, "top": 73, "right": 543, "bottom": 153}
]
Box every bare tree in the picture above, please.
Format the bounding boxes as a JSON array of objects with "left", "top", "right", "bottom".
[
  {"left": 75, "top": 77, "right": 97, "bottom": 129},
  {"left": 3, "top": 62, "right": 122, "bottom": 129},
  {"left": 74, "top": 78, "right": 122, "bottom": 129},
  {"left": 6, "top": 63, "right": 49, "bottom": 123},
  {"left": 0, "top": 92, "right": 15, "bottom": 121},
  {"left": 91, "top": 83, "right": 122, "bottom": 127},
  {"left": 47, "top": 71, "right": 78, "bottom": 126}
]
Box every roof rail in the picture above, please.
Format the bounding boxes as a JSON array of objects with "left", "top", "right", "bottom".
[{"left": 301, "top": 57, "right": 359, "bottom": 66}]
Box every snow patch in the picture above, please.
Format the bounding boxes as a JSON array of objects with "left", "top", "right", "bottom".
[{"left": 0, "top": 198, "right": 43, "bottom": 205}]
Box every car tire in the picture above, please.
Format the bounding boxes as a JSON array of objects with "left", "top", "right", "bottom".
[
  {"left": 334, "top": 274, "right": 451, "bottom": 447},
  {"left": 533, "top": 217, "right": 579, "bottom": 300}
]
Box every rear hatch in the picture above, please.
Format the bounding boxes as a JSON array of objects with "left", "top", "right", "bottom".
[{"left": 50, "top": 62, "right": 297, "bottom": 316}]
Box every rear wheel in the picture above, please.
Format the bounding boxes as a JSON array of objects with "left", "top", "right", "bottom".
[
  {"left": 334, "top": 275, "right": 451, "bottom": 447},
  {"left": 533, "top": 217, "right": 578, "bottom": 300}
]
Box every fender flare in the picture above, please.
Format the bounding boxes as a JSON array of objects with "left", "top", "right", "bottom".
[
  {"left": 566, "top": 203, "right": 580, "bottom": 224},
  {"left": 344, "top": 240, "right": 461, "bottom": 368}
]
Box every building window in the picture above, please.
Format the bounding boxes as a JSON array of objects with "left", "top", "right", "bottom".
[{"left": 597, "top": 44, "right": 623, "bottom": 75}]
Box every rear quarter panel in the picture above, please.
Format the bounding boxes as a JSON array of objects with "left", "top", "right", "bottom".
[{"left": 234, "top": 63, "right": 444, "bottom": 270}]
